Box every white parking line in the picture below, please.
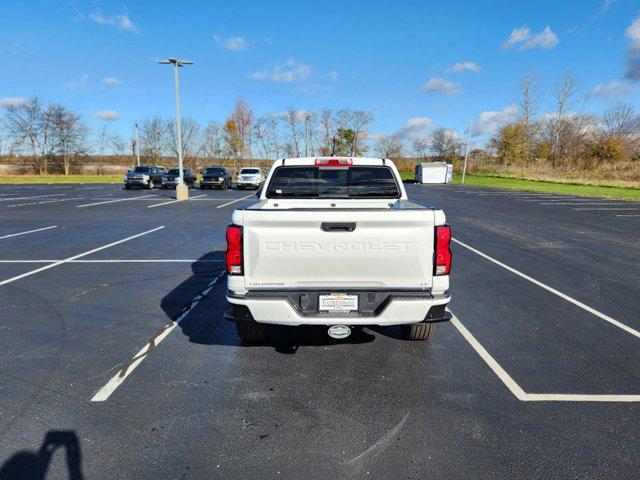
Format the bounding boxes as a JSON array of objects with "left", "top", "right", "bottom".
[
  {"left": 450, "top": 312, "right": 640, "bottom": 402},
  {"left": 77, "top": 195, "right": 158, "bottom": 208},
  {"left": 450, "top": 313, "right": 527, "bottom": 400},
  {"left": 538, "top": 202, "right": 630, "bottom": 205},
  {"left": 91, "top": 272, "right": 225, "bottom": 402},
  {"left": 617, "top": 214, "right": 640, "bottom": 217},
  {"left": 452, "top": 237, "right": 640, "bottom": 340},
  {"left": 573, "top": 208, "right": 640, "bottom": 211},
  {"left": 0, "top": 226, "right": 58, "bottom": 240},
  {"left": 0, "top": 194, "right": 67, "bottom": 202},
  {"left": 216, "top": 194, "right": 253, "bottom": 208},
  {"left": 147, "top": 194, "right": 207, "bottom": 208},
  {"left": 7, "top": 196, "right": 86, "bottom": 208},
  {"left": 0, "top": 226, "right": 165, "bottom": 286}
]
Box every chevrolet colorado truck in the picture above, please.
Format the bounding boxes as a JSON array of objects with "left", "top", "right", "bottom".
[{"left": 224, "top": 157, "right": 452, "bottom": 343}]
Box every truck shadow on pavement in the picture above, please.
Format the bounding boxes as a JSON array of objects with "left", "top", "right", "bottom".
[
  {"left": 0, "top": 430, "right": 83, "bottom": 480},
  {"left": 161, "top": 251, "right": 379, "bottom": 354}
]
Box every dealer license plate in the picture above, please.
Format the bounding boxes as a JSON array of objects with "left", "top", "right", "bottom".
[{"left": 318, "top": 293, "right": 358, "bottom": 312}]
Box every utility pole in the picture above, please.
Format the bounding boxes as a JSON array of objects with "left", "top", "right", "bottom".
[
  {"left": 462, "top": 120, "right": 472, "bottom": 184},
  {"left": 158, "top": 57, "right": 194, "bottom": 200},
  {"left": 134, "top": 123, "right": 141, "bottom": 166},
  {"left": 305, "top": 113, "right": 311, "bottom": 157}
]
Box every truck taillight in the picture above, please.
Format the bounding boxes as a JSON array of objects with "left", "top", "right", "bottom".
[
  {"left": 434, "top": 225, "right": 451, "bottom": 276},
  {"left": 226, "top": 224, "right": 243, "bottom": 275}
]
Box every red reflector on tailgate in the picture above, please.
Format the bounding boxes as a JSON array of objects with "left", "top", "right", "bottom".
[{"left": 434, "top": 225, "right": 451, "bottom": 276}]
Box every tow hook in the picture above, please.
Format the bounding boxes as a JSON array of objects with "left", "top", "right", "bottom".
[{"left": 327, "top": 325, "right": 351, "bottom": 339}]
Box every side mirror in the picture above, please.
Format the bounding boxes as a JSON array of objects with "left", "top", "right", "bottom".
[{"left": 256, "top": 188, "right": 262, "bottom": 198}]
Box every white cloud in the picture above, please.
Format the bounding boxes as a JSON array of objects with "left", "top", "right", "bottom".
[
  {"left": 0, "top": 97, "right": 27, "bottom": 108},
  {"left": 64, "top": 74, "right": 89, "bottom": 91},
  {"left": 601, "top": 0, "right": 619, "bottom": 12},
  {"left": 102, "top": 76, "right": 121, "bottom": 86},
  {"left": 627, "top": 17, "right": 640, "bottom": 51},
  {"left": 213, "top": 35, "right": 249, "bottom": 52},
  {"left": 248, "top": 58, "right": 312, "bottom": 83},
  {"left": 588, "top": 79, "right": 639, "bottom": 98},
  {"left": 471, "top": 105, "right": 518, "bottom": 137},
  {"left": 501, "top": 26, "right": 531, "bottom": 50},
  {"left": 396, "top": 117, "right": 434, "bottom": 139},
  {"left": 502, "top": 25, "right": 558, "bottom": 51},
  {"left": 522, "top": 26, "right": 559, "bottom": 50},
  {"left": 445, "top": 61, "right": 481, "bottom": 74},
  {"left": 89, "top": 12, "right": 137, "bottom": 32},
  {"left": 423, "top": 77, "right": 461, "bottom": 95},
  {"left": 95, "top": 110, "right": 119, "bottom": 121},
  {"left": 327, "top": 70, "right": 339, "bottom": 80},
  {"left": 625, "top": 16, "right": 640, "bottom": 81}
]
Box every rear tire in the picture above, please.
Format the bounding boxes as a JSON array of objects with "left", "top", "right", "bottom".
[
  {"left": 401, "top": 323, "right": 435, "bottom": 341},
  {"left": 125, "top": 184, "right": 131, "bottom": 190},
  {"left": 236, "top": 321, "right": 268, "bottom": 343}
]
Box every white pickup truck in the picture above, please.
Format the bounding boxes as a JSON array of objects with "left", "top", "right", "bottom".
[{"left": 224, "top": 157, "right": 452, "bottom": 342}]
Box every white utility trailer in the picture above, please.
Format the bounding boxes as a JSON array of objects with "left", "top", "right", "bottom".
[{"left": 415, "top": 162, "right": 453, "bottom": 184}]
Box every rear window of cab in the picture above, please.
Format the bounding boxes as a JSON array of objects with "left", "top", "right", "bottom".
[{"left": 266, "top": 166, "right": 400, "bottom": 199}]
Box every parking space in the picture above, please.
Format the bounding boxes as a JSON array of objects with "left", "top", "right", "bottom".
[{"left": 1, "top": 182, "right": 640, "bottom": 478}]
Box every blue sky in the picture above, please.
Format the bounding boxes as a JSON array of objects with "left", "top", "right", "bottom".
[{"left": 1, "top": 0, "right": 639, "bottom": 146}]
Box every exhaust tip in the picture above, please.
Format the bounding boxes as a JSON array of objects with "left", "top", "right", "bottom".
[{"left": 328, "top": 325, "right": 351, "bottom": 339}]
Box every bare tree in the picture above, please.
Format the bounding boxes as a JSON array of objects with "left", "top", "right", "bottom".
[
  {"left": 430, "top": 128, "right": 449, "bottom": 161},
  {"left": 374, "top": 134, "right": 403, "bottom": 158},
  {"left": 139, "top": 116, "right": 168, "bottom": 162},
  {"left": 253, "top": 116, "right": 282, "bottom": 159},
  {"left": 284, "top": 107, "right": 302, "bottom": 157},
  {"left": 201, "top": 121, "right": 225, "bottom": 159},
  {"left": 48, "top": 104, "right": 88, "bottom": 175},
  {"left": 350, "top": 110, "right": 374, "bottom": 156},
  {"left": 430, "top": 128, "right": 461, "bottom": 162},
  {"left": 551, "top": 70, "right": 579, "bottom": 165},
  {"left": 167, "top": 117, "right": 201, "bottom": 163},
  {"left": 318, "top": 109, "right": 335, "bottom": 155},
  {"left": 412, "top": 137, "right": 430, "bottom": 160},
  {"left": 518, "top": 71, "right": 541, "bottom": 161},
  {"left": 601, "top": 102, "right": 640, "bottom": 143},
  {"left": 109, "top": 132, "right": 128, "bottom": 159},
  {"left": 2, "top": 97, "right": 50, "bottom": 173}
]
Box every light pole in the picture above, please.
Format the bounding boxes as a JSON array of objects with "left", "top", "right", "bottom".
[
  {"left": 158, "top": 57, "right": 194, "bottom": 199},
  {"left": 462, "top": 120, "right": 472, "bottom": 184},
  {"left": 134, "top": 123, "right": 141, "bottom": 166},
  {"left": 305, "top": 113, "right": 311, "bottom": 157}
]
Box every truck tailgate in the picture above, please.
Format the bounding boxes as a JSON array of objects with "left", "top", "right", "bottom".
[{"left": 241, "top": 209, "right": 435, "bottom": 290}]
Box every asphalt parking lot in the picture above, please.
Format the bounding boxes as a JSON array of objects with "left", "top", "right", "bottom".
[{"left": 0, "top": 182, "right": 639, "bottom": 479}]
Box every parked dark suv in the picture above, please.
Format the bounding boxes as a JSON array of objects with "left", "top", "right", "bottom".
[
  {"left": 124, "top": 165, "right": 165, "bottom": 189},
  {"left": 200, "top": 166, "right": 232, "bottom": 190},
  {"left": 161, "top": 168, "right": 197, "bottom": 189}
]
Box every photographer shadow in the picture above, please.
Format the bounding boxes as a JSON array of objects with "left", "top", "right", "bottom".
[{"left": 0, "top": 430, "right": 83, "bottom": 480}]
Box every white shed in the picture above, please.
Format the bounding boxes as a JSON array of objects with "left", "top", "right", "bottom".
[{"left": 415, "top": 162, "right": 452, "bottom": 184}]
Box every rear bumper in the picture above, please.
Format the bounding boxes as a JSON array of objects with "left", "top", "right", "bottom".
[
  {"left": 237, "top": 181, "right": 261, "bottom": 188},
  {"left": 225, "top": 289, "right": 451, "bottom": 326},
  {"left": 125, "top": 179, "right": 149, "bottom": 186}
]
